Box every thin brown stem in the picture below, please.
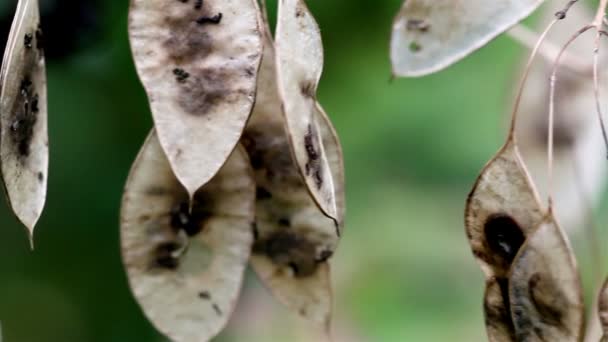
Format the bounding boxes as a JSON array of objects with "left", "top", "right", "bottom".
[
  {"left": 592, "top": 31, "right": 608, "bottom": 158},
  {"left": 548, "top": 25, "right": 594, "bottom": 211},
  {"left": 508, "top": 19, "right": 559, "bottom": 140},
  {"left": 507, "top": 24, "right": 589, "bottom": 73}
]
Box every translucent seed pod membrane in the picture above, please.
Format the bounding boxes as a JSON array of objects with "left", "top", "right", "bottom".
[
  {"left": 128, "top": 0, "right": 263, "bottom": 197},
  {"left": 121, "top": 131, "right": 256, "bottom": 342},
  {"left": 0, "top": 0, "right": 48, "bottom": 244},
  {"left": 122, "top": 0, "right": 346, "bottom": 339}
]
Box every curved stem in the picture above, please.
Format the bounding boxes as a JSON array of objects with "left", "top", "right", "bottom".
[
  {"left": 547, "top": 25, "right": 594, "bottom": 211},
  {"left": 508, "top": 19, "right": 559, "bottom": 140},
  {"left": 593, "top": 31, "right": 608, "bottom": 157}
]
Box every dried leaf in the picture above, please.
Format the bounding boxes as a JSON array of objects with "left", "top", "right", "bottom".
[
  {"left": 508, "top": 216, "right": 584, "bottom": 341},
  {"left": 599, "top": 278, "right": 608, "bottom": 341},
  {"left": 243, "top": 19, "right": 342, "bottom": 326},
  {"left": 275, "top": 0, "right": 339, "bottom": 222},
  {"left": 465, "top": 142, "right": 544, "bottom": 278},
  {"left": 390, "top": 0, "right": 544, "bottom": 77},
  {"left": 484, "top": 277, "right": 516, "bottom": 342},
  {"left": 120, "top": 131, "right": 256, "bottom": 342},
  {"left": 128, "top": 0, "right": 263, "bottom": 196},
  {"left": 0, "top": 0, "right": 48, "bottom": 243}
]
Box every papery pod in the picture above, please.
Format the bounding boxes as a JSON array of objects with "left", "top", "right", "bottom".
[
  {"left": 390, "top": 0, "right": 544, "bottom": 77},
  {"left": 509, "top": 216, "right": 584, "bottom": 341},
  {"left": 0, "top": 0, "right": 48, "bottom": 243},
  {"left": 128, "top": 0, "right": 263, "bottom": 197},
  {"left": 515, "top": 1, "right": 607, "bottom": 233},
  {"left": 275, "top": 0, "right": 340, "bottom": 223},
  {"left": 243, "top": 12, "right": 345, "bottom": 326},
  {"left": 599, "top": 278, "right": 608, "bottom": 341},
  {"left": 484, "top": 277, "right": 516, "bottom": 342},
  {"left": 465, "top": 142, "right": 544, "bottom": 279},
  {"left": 120, "top": 131, "right": 256, "bottom": 342}
]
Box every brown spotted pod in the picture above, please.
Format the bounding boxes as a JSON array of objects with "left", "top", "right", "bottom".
[
  {"left": 465, "top": 141, "right": 544, "bottom": 279},
  {"left": 484, "top": 277, "right": 516, "bottom": 342},
  {"left": 275, "top": 0, "right": 341, "bottom": 223},
  {"left": 120, "top": 131, "right": 256, "bottom": 342},
  {"left": 599, "top": 278, "right": 608, "bottom": 341},
  {"left": 390, "top": 0, "right": 544, "bottom": 77},
  {"left": 128, "top": 0, "right": 263, "bottom": 198},
  {"left": 508, "top": 215, "right": 584, "bottom": 341},
  {"left": 243, "top": 12, "right": 345, "bottom": 326},
  {"left": 0, "top": 0, "right": 48, "bottom": 244}
]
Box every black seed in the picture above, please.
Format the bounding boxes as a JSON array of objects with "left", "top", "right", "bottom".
[
  {"left": 194, "top": 0, "right": 203, "bottom": 10},
  {"left": 252, "top": 222, "right": 259, "bottom": 240},
  {"left": 154, "top": 242, "right": 181, "bottom": 270},
  {"left": 172, "top": 68, "right": 190, "bottom": 83},
  {"left": 256, "top": 187, "right": 272, "bottom": 200},
  {"left": 37, "top": 172, "right": 44, "bottom": 182},
  {"left": 288, "top": 262, "right": 299, "bottom": 275},
  {"left": 170, "top": 202, "right": 204, "bottom": 237},
  {"left": 24, "top": 33, "right": 33, "bottom": 48},
  {"left": 196, "top": 13, "right": 223, "bottom": 25},
  {"left": 316, "top": 250, "right": 333, "bottom": 263},
  {"left": 484, "top": 214, "right": 525, "bottom": 264},
  {"left": 198, "top": 291, "right": 211, "bottom": 300}
]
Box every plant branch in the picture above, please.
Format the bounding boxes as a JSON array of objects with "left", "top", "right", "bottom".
[{"left": 507, "top": 24, "right": 590, "bottom": 74}]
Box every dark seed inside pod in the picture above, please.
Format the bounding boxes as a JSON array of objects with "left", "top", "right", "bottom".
[{"left": 484, "top": 214, "right": 525, "bottom": 264}]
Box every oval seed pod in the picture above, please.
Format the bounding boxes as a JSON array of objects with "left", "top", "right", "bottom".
[
  {"left": 275, "top": 0, "right": 339, "bottom": 222},
  {"left": 243, "top": 17, "right": 344, "bottom": 326},
  {"left": 0, "top": 0, "right": 48, "bottom": 245},
  {"left": 390, "top": 0, "right": 544, "bottom": 77},
  {"left": 465, "top": 142, "right": 544, "bottom": 279},
  {"left": 509, "top": 216, "right": 584, "bottom": 341},
  {"left": 484, "top": 277, "right": 516, "bottom": 342},
  {"left": 121, "top": 131, "right": 255, "bottom": 342},
  {"left": 599, "top": 278, "right": 608, "bottom": 341},
  {"left": 128, "top": 0, "right": 263, "bottom": 197}
]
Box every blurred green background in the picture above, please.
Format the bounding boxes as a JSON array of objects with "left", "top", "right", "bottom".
[{"left": 0, "top": 0, "right": 603, "bottom": 341}]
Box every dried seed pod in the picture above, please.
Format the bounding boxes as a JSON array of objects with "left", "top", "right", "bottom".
[
  {"left": 275, "top": 0, "right": 339, "bottom": 222},
  {"left": 128, "top": 0, "right": 263, "bottom": 197},
  {"left": 599, "top": 278, "right": 608, "bottom": 341},
  {"left": 0, "top": 0, "right": 48, "bottom": 243},
  {"left": 120, "top": 131, "right": 255, "bottom": 342},
  {"left": 465, "top": 142, "right": 544, "bottom": 278},
  {"left": 484, "top": 277, "right": 516, "bottom": 342},
  {"left": 243, "top": 17, "right": 344, "bottom": 326},
  {"left": 390, "top": 0, "right": 544, "bottom": 77},
  {"left": 509, "top": 216, "right": 584, "bottom": 341}
]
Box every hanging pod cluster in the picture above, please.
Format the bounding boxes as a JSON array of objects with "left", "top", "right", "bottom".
[
  {"left": 123, "top": 0, "right": 345, "bottom": 340},
  {"left": 0, "top": 0, "right": 48, "bottom": 246},
  {"left": 465, "top": 139, "right": 585, "bottom": 341}
]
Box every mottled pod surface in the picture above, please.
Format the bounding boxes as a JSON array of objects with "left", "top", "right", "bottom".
[
  {"left": 484, "top": 278, "right": 516, "bottom": 342},
  {"left": 390, "top": 0, "right": 544, "bottom": 77},
  {"left": 508, "top": 217, "right": 583, "bottom": 341},
  {"left": 128, "top": 0, "right": 263, "bottom": 196},
  {"left": 243, "top": 18, "right": 344, "bottom": 326},
  {"left": 121, "top": 131, "right": 255, "bottom": 342},
  {"left": 0, "top": 0, "right": 48, "bottom": 240},
  {"left": 465, "top": 142, "right": 544, "bottom": 278},
  {"left": 275, "top": 0, "right": 339, "bottom": 222}
]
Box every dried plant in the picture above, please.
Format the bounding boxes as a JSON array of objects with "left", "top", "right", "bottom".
[
  {"left": 391, "top": 0, "right": 608, "bottom": 340},
  {"left": 120, "top": 0, "right": 345, "bottom": 341},
  {"left": 0, "top": 0, "right": 48, "bottom": 247}
]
